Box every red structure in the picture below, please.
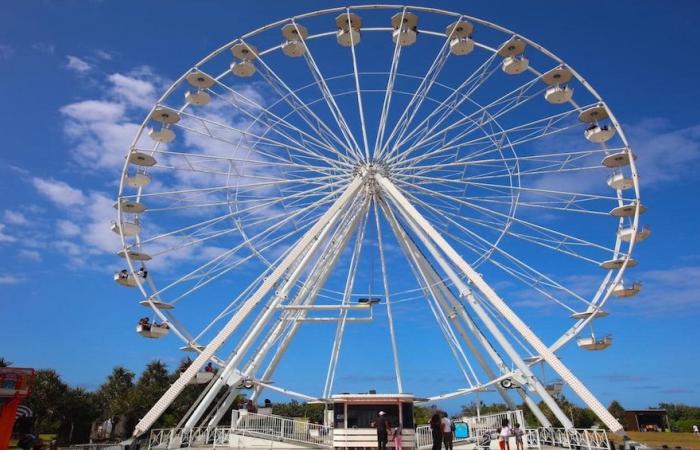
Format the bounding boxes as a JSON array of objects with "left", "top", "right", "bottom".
[{"left": 0, "top": 368, "right": 35, "bottom": 450}]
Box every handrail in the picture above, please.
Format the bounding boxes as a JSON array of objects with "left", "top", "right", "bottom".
[{"left": 232, "top": 411, "right": 333, "bottom": 447}]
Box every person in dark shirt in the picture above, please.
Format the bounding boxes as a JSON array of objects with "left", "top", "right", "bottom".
[{"left": 376, "top": 411, "right": 392, "bottom": 450}]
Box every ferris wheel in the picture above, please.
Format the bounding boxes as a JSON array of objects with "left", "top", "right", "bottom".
[{"left": 113, "top": 5, "right": 646, "bottom": 437}]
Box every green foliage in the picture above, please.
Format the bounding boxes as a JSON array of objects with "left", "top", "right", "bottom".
[
  {"left": 654, "top": 403, "right": 700, "bottom": 432},
  {"left": 608, "top": 400, "right": 625, "bottom": 425},
  {"left": 272, "top": 399, "right": 324, "bottom": 423}
]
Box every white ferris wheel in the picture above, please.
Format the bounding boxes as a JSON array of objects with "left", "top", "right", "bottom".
[{"left": 113, "top": 5, "right": 647, "bottom": 437}]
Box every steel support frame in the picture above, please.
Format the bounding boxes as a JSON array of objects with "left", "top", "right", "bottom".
[
  {"left": 376, "top": 173, "right": 624, "bottom": 433},
  {"left": 183, "top": 184, "right": 364, "bottom": 430},
  {"left": 203, "top": 197, "right": 371, "bottom": 429},
  {"left": 379, "top": 198, "right": 551, "bottom": 427},
  {"left": 132, "top": 176, "right": 364, "bottom": 437}
]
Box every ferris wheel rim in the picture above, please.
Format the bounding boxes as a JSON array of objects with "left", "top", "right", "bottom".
[{"left": 114, "top": 4, "right": 644, "bottom": 400}]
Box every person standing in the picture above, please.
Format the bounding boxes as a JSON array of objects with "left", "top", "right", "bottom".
[
  {"left": 693, "top": 424, "right": 699, "bottom": 436},
  {"left": 376, "top": 411, "right": 392, "bottom": 450},
  {"left": 513, "top": 423, "right": 524, "bottom": 450},
  {"left": 499, "top": 419, "right": 512, "bottom": 450},
  {"left": 430, "top": 414, "right": 443, "bottom": 450},
  {"left": 393, "top": 423, "right": 403, "bottom": 450},
  {"left": 441, "top": 413, "right": 453, "bottom": 450}
]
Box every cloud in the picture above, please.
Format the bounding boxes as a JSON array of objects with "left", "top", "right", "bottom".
[
  {"left": 32, "top": 177, "right": 86, "bottom": 207},
  {"left": 0, "top": 224, "right": 16, "bottom": 243},
  {"left": 65, "top": 55, "right": 92, "bottom": 73},
  {"left": 0, "top": 275, "right": 23, "bottom": 285},
  {"left": 57, "top": 219, "right": 81, "bottom": 237},
  {"left": 18, "top": 249, "right": 42, "bottom": 262},
  {"left": 61, "top": 100, "right": 125, "bottom": 122},
  {"left": 109, "top": 73, "right": 156, "bottom": 109},
  {"left": 32, "top": 43, "right": 55, "bottom": 55},
  {"left": 3, "top": 211, "right": 29, "bottom": 226},
  {"left": 95, "top": 49, "right": 112, "bottom": 60},
  {"left": 59, "top": 68, "right": 162, "bottom": 169},
  {"left": 627, "top": 118, "right": 700, "bottom": 186},
  {"left": 0, "top": 44, "right": 13, "bottom": 60},
  {"left": 595, "top": 374, "right": 650, "bottom": 383},
  {"left": 626, "top": 265, "right": 700, "bottom": 314}
]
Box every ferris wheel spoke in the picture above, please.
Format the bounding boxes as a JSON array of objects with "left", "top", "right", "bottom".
[
  {"left": 343, "top": 9, "right": 371, "bottom": 162},
  {"left": 380, "top": 198, "right": 480, "bottom": 386},
  {"left": 388, "top": 51, "right": 502, "bottom": 159},
  {"left": 137, "top": 179, "right": 346, "bottom": 253},
  {"left": 396, "top": 105, "right": 590, "bottom": 170},
  {"left": 245, "top": 39, "right": 362, "bottom": 162},
  {"left": 151, "top": 197, "right": 334, "bottom": 301},
  {"left": 397, "top": 186, "right": 605, "bottom": 308},
  {"left": 396, "top": 174, "right": 624, "bottom": 203},
  {"left": 203, "top": 72, "right": 352, "bottom": 163},
  {"left": 390, "top": 74, "right": 544, "bottom": 165},
  {"left": 151, "top": 148, "right": 340, "bottom": 175},
  {"left": 172, "top": 108, "right": 350, "bottom": 170},
  {"left": 398, "top": 147, "right": 619, "bottom": 174},
  {"left": 292, "top": 21, "right": 366, "bottom": 161},
  {"left": 376, "top": 16, "right": 460, "bottom": 160},
  {"left": 373, "top": 9, "right": 406, "bottom": 159},
  {"left": 397, "top": 178, "right": 619, "bottom": 255},
  {"left": 170, "top": 220, "right": 312, "bottom": 310}
]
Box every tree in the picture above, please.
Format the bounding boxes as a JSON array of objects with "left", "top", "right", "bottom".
[
  {"left": 25, "top": 369, "right": 70, "bottom": 434},
  {"left": 0, "top": 357, "right": 12, "bottom": 367},
  {"left": 94, "top": 367, "right": 136, "bottom": 419},
  {"left": 608, "top": 400, "right": 625, "bottom": 425},
  {"left": 133, "top": 360, "right": 171, "bottom": 423}
]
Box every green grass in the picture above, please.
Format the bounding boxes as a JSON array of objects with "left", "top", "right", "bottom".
[{"left": 610, "top": 432, "right": 699, "bottom": 450}]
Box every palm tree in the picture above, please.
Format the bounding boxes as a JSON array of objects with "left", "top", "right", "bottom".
[{"left": 0, "top": 357, "right": 12, "bottom": 367}]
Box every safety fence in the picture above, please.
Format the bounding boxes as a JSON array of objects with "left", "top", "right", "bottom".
[
  {"left": 416, "top": 411, "right": 524, "bottom": 449},
  {"left": 231, "top": 411, "right": 332, "bottom": 447},
  {"left": 147, "top": 426, "right": 231, "bottom": 449}
]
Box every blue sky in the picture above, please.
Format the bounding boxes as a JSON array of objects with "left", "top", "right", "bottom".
[{"left": 1, "top": 0, "right": 700, "bottom": 417}]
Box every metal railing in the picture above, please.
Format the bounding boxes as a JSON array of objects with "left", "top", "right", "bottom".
[
  {"left": 148, "top": 426, "right": 230, "bottom": 449},
  {"left": 462, "top": 410, "right": 526, "bottom": 433},
  {"left": 231, "top": 411, "right": 332, "bottom": 447},
  {"left": 528, "top": 427, "right": 610, "bottom": 450},
  {"left": 416, "top": 411, "right": 525, "bottom": 449},
  {"left": 65, "top": 444, "right": 126, "bottom": 450}
]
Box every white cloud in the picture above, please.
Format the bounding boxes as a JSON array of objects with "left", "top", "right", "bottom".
[
  {"left": 65, "top": 55, "right": 92, "bottom": 73},
  {"left": 32, "top": 43, "right": 55, "bottom": 55},
  {"left": 109, "top": 73, "right": 156, "bottom": 109},
  {"left": 32, "top": 177, "right": 86, "bottom": 207},
  {"left": 0, "top": 44, "right": 13, "bottom": 60},
  {"left": 59, "top": 69, "right": 162, "bottom": 170},
  {"left": 0, "top": 275, "right": 23, "bottom": 285},
  {"left": 95, "top": 49, "right": 112, "bottom": 60},
  {"left": 3, "top": 211, "right": 29, "bottom": 226},
  {"left": 61, "top": 100, "right": 125, "bottom": 122},
  {"left": 18, "top": 249, "right": 42, "bottom": 262},
  {"left": 627, "top": 265, "right": 700, "bottom": 314},
  {"left": 627, "top": 118, "right": 700, "bottom": 186},
  {"left": 0, "top": 224, "right": 16, "bottom": 243},
  {"left": 57, "top": 219, "right": 81, "bottom": 237}
]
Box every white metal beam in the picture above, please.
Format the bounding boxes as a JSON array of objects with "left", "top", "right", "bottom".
[
  {"left": 375, "top": 173, "right": 624, "bottom": 433},
  {"left": 131, "top": 175, "right": 364, "bottom": 437}
]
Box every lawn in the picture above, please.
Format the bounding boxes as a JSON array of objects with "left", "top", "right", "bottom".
[{"left": 610, "top": 432, "right": 699, "bottom": 450}]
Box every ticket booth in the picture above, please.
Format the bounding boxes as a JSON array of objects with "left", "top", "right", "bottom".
[{"left": 330, "top": 394, "right": 416, "bottom": 449}]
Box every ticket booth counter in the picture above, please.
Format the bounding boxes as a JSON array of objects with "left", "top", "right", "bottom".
[{"left": 330, "top": 394, "right": 416, "bottom": 449}]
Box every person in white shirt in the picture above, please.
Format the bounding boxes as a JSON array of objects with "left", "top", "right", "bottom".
[
  {"left": 693, "top": 424, "right": 699, "bottom": 436},
  {"left": 499, "top": 419, "right": 512, "bottom": 450},
  {"left": 441, "top": 414, "right": 453, "bottom": 450}
]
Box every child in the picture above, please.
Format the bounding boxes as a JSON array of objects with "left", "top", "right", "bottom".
[
  {"left": 499, "top": 419, "right": 511, "bottom": 450},
  {"left": 513, "top": 423, "right": 524, "bottom": 450},
  {"left": 393, "top": 424, "right": 403, "bottom": 450}
]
